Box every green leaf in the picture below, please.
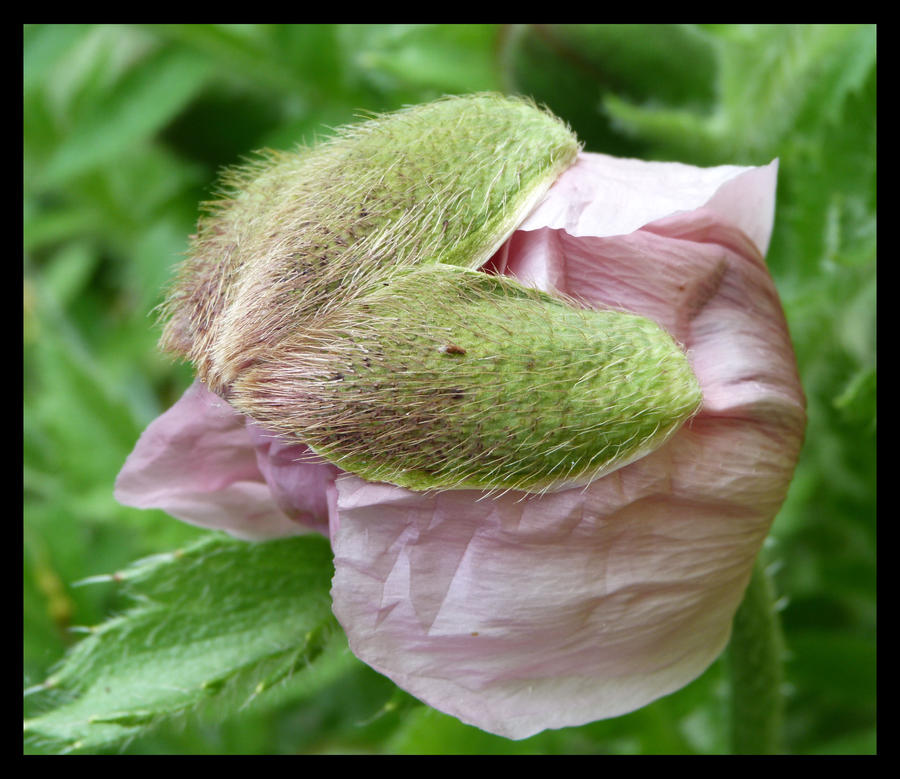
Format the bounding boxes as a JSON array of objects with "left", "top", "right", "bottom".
[
  {"left": 34, "top": 242, "right": 100, "bottom": 306},
  {"left": 834, "top": 367, "right": 876, "bottom": 428},
  {"left": 24, "top": 534, "right": 340, "bottom": 753},
  {"left": 23, "top": 205, "right": 100, "bottom": 253},
  {"left": 39, "top": 44, "right": 212, "bottom": 186},
  {"left": 347, "top": 25, "right": 502, "bottom": 93},
  {"left": 23, "top": 24, "right": 94, "bottom": 94},
  {"left": 506, "top": 24, "right": 717, "bottom": 107},
  {"left": 500, "top": 24, "right": 716, "bottom": 157},
  {"left": 604, "top": 24, "right": 876, "bottom": 162},
  {"left": 143, "top": 24, "right": 320, "bottom": 97}
]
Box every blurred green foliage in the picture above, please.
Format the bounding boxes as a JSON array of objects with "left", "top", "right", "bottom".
[{"left": 24, "top": 24, "right": 875, "bottom": 754}]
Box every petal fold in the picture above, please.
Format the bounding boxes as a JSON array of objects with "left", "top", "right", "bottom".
[{"left": 115, "top": 381, "right": 331, "bottom": 540}]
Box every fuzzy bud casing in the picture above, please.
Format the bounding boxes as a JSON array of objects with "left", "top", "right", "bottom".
[
  {"left": 160, "top": 94, "right": 702, "bottom": 492},
  {"left": 160, "top": 94, "right": 580, "bottom": 394},
  {"left": 234, "top": 265, "right": 701, "bottom": 492}
]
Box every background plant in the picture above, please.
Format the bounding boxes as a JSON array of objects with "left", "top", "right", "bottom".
[{"left": 24, "top": 23, "right": 875, "bottom": 755}]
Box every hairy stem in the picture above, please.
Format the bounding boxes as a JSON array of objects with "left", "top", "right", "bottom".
[{"left": 728, "top": 557, "right": 785, "bottom": 754}]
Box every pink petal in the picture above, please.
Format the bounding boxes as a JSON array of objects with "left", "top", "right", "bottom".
[
  {"left": 245, "top": 422, "right": 342, "bottom": 537},
  {"left": 519, "top": 152, "right": 779, "bottom": 256},
  {"left": 330, "top": 155, "right": 804, "bottom": 739},
  {"left": 115, "top": 381, "right": 327, "bottom": 540}
]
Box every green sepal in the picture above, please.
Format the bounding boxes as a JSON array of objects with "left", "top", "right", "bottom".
[{"left": 235, "top": 265, "right": 703, "bottom": 492}]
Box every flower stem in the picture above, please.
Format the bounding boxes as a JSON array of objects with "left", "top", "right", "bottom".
[{"left": 727, "top": 558, "right": 785, "bottom": 754}]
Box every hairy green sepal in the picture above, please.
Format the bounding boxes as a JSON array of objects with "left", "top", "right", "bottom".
[
  {"left": 161, "top": 94, "right": 580, "bottom": 392},
  {"left": 160, "top": 93, "right": 702, "bottom": 493},
  {"left": 234, "top": 266, "right": 702, "bottom": 492}
]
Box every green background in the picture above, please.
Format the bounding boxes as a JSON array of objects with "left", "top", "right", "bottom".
[{"left": 24, "top": 24, "right": 876, "bottom": 754}]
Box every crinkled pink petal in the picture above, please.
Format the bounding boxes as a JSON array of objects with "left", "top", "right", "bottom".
[
  {"left": 115, "top": 381, "right": 333, "bottom": 540},
  {"left": 330, "top": 152, "right": 804, "bottom": 738}
]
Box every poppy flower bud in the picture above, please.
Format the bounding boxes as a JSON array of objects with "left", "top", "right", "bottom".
[{"left": 117, "top": 94, "right": 804, "bottom": 740}]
